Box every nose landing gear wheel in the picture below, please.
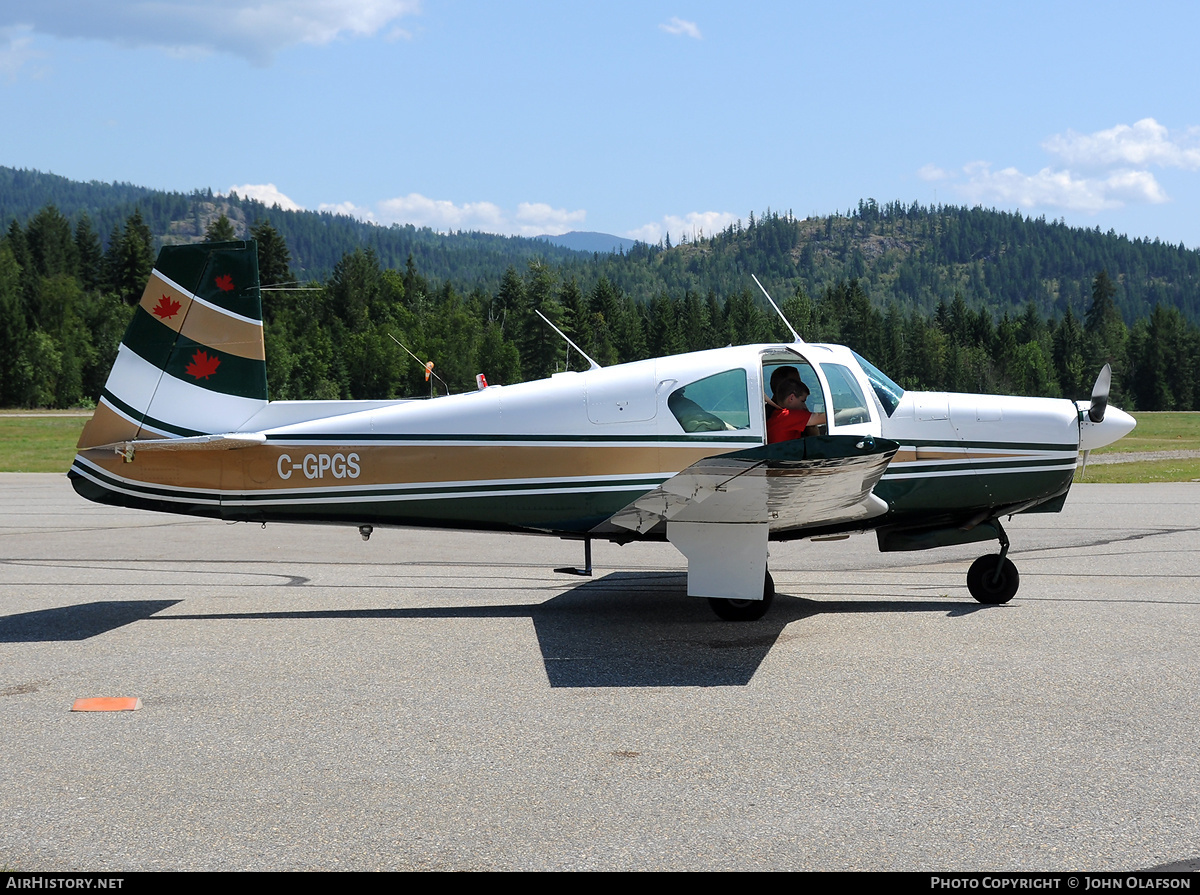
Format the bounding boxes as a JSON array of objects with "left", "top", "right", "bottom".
[
  {"left": 708, "top": 571, "right": 775, "bottom": 621},
  {"left": 967, "top": 554, "right": 1019, "bottom": 604}
]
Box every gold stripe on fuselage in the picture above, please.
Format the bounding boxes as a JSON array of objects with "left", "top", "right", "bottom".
[{"left": 76, "top": 442, "right": 746, "bottom": 493}]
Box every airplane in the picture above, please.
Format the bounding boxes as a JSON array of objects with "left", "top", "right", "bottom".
[{"left": 69, "top": 239, "right": 1137, "bottom": 621}]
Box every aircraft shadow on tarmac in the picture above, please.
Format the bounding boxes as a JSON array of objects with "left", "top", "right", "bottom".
[
  {"left": 529, "top": 572, "right": 986, "bottom": 687},
  {"left": 1, "top": 574, "right": 986, "bottom": 686},
  {"left": 0, "top": 600, "right": 180, "bottom": 642}
]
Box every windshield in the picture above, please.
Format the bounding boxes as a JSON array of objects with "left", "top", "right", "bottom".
[{"left": 851, "top": 350, "right": 904, "bottom": 417}]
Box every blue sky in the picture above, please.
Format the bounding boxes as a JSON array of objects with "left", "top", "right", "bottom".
[{"left": 3, "top": 1, "right": 1199, "bottom": 247}]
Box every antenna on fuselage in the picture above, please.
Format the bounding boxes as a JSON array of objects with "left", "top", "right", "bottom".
[
  {"left": 752, "top": 274, "right": 804, "bottom": 344},
  {"left": 388, "top": 333, "right": 451, "bottom": 397},
  {"left": 534, "top": 308, "right": 602, "bottom": 371}
]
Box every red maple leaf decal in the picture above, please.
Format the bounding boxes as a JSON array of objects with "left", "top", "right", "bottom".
[
  {"left": 185, "top": 349, "right": 221, "bottom": 380},
  {"left": 214, "top": 274, "right": 235, "bottom": 292},
  {"left": 152, "top": 294, "right": 182, "bottom": 320}
]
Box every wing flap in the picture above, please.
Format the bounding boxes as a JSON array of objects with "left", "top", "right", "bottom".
[{"left": 604, "top": 435, "right": 898, "bottom": 535}]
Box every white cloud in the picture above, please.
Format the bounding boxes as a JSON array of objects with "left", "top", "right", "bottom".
[
  {"left": 322, "top": 192, "right": 585, "bottom": 236},
  {"left": 958, "top": 162, "right": 1168, "bottom": 213},
  {"left": 659, "top": 17, "right": 702, "bottom": 40},
  {"left": 1043, "top": 118, "right": 1200, "bottom": 171},
  {"left": 923, "top": 117, "right": 1197, "bottom": 215},
  {"left": 378, "top": 193, "right": 506, "bottom": 232},
  {"left": 318, "top": 200, "right": 376, "bottom": 222},
  {"left": 0, "top": 1, "right": 422, "bottom": 65},
  {"left": 626, "top": 210, "right": 737, "bottom": 244},
  {"left": 0, "top": 24, "right": 44, "bottom": 81},
  {"left": 228, "top": 183, "right": 302, "bottom": 211},
  {"left": 513, "top": 201, "right": 586, "bottom": 235}
]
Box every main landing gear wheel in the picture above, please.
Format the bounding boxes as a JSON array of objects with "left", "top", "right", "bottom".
[
  {"left": 708, "top": 571, "right": 775, "bottom": 621},
  {"left": 966, "top": 554, "right": 1019, "bottom": 605}
]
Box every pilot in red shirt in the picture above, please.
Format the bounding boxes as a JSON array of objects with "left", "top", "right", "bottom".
[{"left": 767, "top": 380, "right": 827, "bottom": 443}]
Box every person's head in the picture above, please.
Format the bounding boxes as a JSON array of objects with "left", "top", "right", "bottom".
[
  {"left": 770, "top": 365, "right": 801, "bottom": 393},
  {"left": 773, "top": 379, "right": 809, "bottom": 408}
]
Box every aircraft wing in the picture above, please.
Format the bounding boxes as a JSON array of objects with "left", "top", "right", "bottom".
[{"left": 600, "top": 435, "right": 899, "bottom": 536}]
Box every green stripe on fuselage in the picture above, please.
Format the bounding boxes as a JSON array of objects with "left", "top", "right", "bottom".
[
  {"left": 885, "top": 457, "right": 1076, "bottom": 476},
  {"left": 69, "top": 459, "right": 659, "bottom": 533}
]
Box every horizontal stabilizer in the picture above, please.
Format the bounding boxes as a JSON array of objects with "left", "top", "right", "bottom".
[{"left": 82, "top": 433, "right": 267, "bottom": 454}]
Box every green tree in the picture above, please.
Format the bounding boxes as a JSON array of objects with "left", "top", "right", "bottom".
[
  {"left": 641, "top": 292, "right": 678, "bottom": 357},
  {"left": 1129, "top": 304, "right": 1196, "bottom": 410},
  {"left": 1051, "top": 308, "right": 1087, "bottom": 399},
  {"left": 104, "top": 209, "right": 154, "bottom": 305},
  {"left": 25, "top": 205, "right": 77, "bottom": 279},
  {"left": 586, "top": 277, "right": 621, "bottom": 366},
  {"left": 1084, "top": 269, "right": 1129, "bottom": 403},
  {"left": 678, "top": 290, "right": 715, "bottom": 354},
  {"left": 493, "top": 265, "right": 525, "bottom": 332},
  {"left": 0, "top": 242, "right": 30, "bottom": 405},
  {"left": 779, "top": 285, "right": 815, "bottom": 342},
  {"left": 74, "top": 214, "right": 103, "bottom": 292},
  {"left": 205, "top": 213, "right": 237, "bottom": 242},
  {"left": 250, "top": 219, "right": 293, "bottom": 287},
  {"left": 476, "top": 320, "right": 521, "bottom": 385},
  {"left": 520, "top": 259, "right": 566, "bottom": 379}
]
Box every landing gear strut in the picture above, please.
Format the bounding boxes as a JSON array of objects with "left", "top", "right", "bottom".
[
  {"left": 967, "top": 519, "right": 1019, "bottom": 604},
  {"left": 708, "top": 571, "right": 775, "bottom": 621},
  {"left": 555, "top": 537, "right": 593, "bottom": 577}
]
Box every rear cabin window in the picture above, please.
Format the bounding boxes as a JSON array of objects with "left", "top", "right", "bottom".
[
  {"left": 819, "top": 363, "right": 871, "bottom": 426},
  {"left": 668, "top": 369, "right": 750, "bottom": 432}
]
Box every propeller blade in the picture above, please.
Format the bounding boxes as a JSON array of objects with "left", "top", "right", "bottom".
[
  {"left": 1088, "top": 364, "right": 1111, "bottom": 423},
  {"left": 1080, "top": 449, "right": 1090, "bottom": 478}
]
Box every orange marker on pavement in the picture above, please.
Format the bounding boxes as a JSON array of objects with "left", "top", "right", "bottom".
[{"left": 71, "top": 697, "right": 142, "bottom": 712}]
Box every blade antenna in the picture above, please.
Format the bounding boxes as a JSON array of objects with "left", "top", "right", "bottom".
[
  {"left": 752, "top": 274, "right": 804, "bottom": 344},
  {"left": 389, "top": 334, "right": 451, "bottom": 396},
  {"left": 534, "top": 308, "right": 601, "bottom": 371}
]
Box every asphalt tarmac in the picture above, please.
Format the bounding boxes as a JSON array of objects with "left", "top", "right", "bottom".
[{"left": 1, "top": 474, "right": 1197, "bottom": 871}]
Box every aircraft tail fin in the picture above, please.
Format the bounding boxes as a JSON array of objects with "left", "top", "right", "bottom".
[{"left": 77, "top": 240, "right": 268, "bottom": 449}]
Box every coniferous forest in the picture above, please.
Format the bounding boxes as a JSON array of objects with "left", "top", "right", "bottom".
[{"left": 2, "top": 166, "right": 1198, "bottom": 412}]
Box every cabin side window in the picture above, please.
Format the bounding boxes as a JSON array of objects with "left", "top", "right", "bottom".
[
  {"left": 819, "top": 363, "right": 872, "bottom": 427},
  {"left": 668, "top": 369, "right": 750, "bottom": 433}
]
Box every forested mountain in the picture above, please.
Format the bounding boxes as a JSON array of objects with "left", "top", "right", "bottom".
[
  {"left": 0, "top": 166, "right": 585, "bottom": 289},
  {"left": 534, "top": 202, "right": 1199, "bottom": 328},
  {"left": 2, "top": 167, "right": 1198, "bottom": 413},
  {"left": 537, "top": 231, "right": 637, "bottom": 254},
  {"left": 4, "top": 167, "right": 1198, "bottom": 324}
]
